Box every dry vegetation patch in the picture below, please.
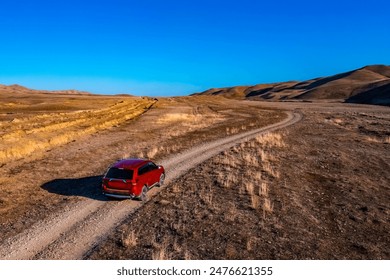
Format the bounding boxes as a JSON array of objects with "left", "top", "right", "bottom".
[
  {"left": 0, "top": 95, "right": 285, "bottom": 241},
  {"left": 88, "top": 106, "right": 390, "bottom": 260},
  {"left": 0, "top": 98, "right": 154, "bottom": 164},
  {"left": 87, "top": 132, "right": 287, "bottom": 259}
]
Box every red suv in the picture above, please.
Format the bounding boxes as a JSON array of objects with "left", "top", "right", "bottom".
[{"left": 102, "top": 158, "right": 165, "bottom": 201}]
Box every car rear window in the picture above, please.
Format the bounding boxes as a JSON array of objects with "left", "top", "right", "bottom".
[{"left": 106, "top": 168, "right": 133, "bottom": 180}]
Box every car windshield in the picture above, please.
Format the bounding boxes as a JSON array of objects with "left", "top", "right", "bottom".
[{"left": 106, "top": 168, "right": 133, "bottom": 180}]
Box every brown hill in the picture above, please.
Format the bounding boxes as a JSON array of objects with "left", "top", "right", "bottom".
[
  {"left": 193, "top": 65, "right": 390, "bottom": 105},
  {"left": 0, "top": 84, "right": 92, "bottom": 96}
]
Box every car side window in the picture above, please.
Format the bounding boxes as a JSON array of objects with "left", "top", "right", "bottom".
[
  {"left": 138, "top": 164, "right": 149, "bottom": 176},
  {"left": 148, "top": 162, "right": 158, "bottom": 170}
]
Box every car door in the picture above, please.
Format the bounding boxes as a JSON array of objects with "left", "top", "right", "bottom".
[
  {"left": 137, "top": 164, "right": 148, "bottom": 187},
  {"left": 148, "top": 162, "right": 160, "bottom": 184}
]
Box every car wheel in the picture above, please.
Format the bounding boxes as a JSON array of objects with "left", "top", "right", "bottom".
[
  {"left": 158, "top": 173, "right": 165, "bottom": 187},
  {"left": 139, "top": 185, "right": 148, "bottom": 201}
]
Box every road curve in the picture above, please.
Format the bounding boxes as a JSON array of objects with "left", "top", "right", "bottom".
[{"left": 0, "top": 111, "right": 302, "bottom": 260}]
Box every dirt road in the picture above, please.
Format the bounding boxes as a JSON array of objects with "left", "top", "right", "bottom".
[{"left": 0, "top": 111, "right": 301, "bottom": 260}]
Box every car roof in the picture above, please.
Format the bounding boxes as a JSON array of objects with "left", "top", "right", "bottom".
[{"left": 111, "top": 158, "right": 151, "bottom": 169}]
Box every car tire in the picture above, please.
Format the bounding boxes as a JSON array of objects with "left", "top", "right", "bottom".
[
  {"left": 158, "top": 173, "right": 165, "bottom": 187},
  {"left": 139, "top": 185, "right": 148, "bottom": 201}
]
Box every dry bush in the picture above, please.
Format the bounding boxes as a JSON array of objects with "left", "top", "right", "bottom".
[
  {"left": 122, "top": 151, "right": 131, "bottom": 159},
  {"left": 171, "top": 183, "right": 181, "bottom": 193},
  {"left": 251, "top": 172, "right": 263, "bottom": 183},
  {"left": 263, "top": 198, "right": 273, "bottom": 215},
  {"left": 152, "top": 246, "right": 169, "bottom": 260},
  {"left": 184, "top": 250, "right": 192, "bottom": 260},
  {"left": 251, "top": 195, "right": 260, "bottom": 209},
  {"left": 259, "top": 150, "right": 267, "bottom": 161},
  {"left": 242, "top": 153, "right": 259, "bottom": 166},
  {"left": 158, "top": 113, "right": 201, "bottom": 123},
  {"left": 216, "top": 154, "right": 237, "bottom": 168},
  {"left": 259, "top": 182, "right": 269, "bottom": 197},
  {"left": 172, "top": 238, "right": 182, "bottom": 254},
  {"left": 245, "top": 181, "right": 255, "bottom": 195},
  {"left": 226, "top": 127, "right": 240, "bottom": 135},
  {"left": 147, "top": 147, "right": 159, "bottom": 159},
  {"left": 255, "top": 132, "right": 285, "bottom": 148},
  {"left": 138, "top": 151, "right": 145, "bottom": 158},
  {"left": 217, "top": 172, "right": 237, "bottom": 188},
  {"left": 366, "top": 136, "right": 381, "bottom": 143},
  {"left": 246, "top": 237, "right": 257, "bottom": 251},
  {"left": 120, "top": 230, "right": 137, "bottom": 248},
  {"left": 366, "top": 136, "right": 390, "bottom": 144},
  {"left": 232, "top": 146, "right": 240, "bottom": 153},
  {"left": 263, "top": 162, "right": 279, "bottom": 178},
  {"left": 225, "top": 202, "right": 238, "bottom": 222},
  {"left": 151, "top": 237, "right": 170, "bottom": 260},
  {"left": 203, "top": 187, "right": 213, "bottom": 205}
]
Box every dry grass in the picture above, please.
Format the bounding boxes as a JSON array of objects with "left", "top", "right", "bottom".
[
  {"left": 203, "top": 187, "right": 214, "bottom": 205},
  {"left": 146, "top": 147, "right": 159, "bottom": 159},
  {"left": 255, "top": 132, "right": 285, "bottom": 148},
  {"left": 245, "top": 181, "right": 255, "bottom": 195},
  {"left": 251, "top": 195, "right": 261, "bottom": 209},
  {"left": 212, "top": 132, "right": 285, "bottom": 214},
  {"left": 225, "top": 202, "right": 238, "bottom": 222},
  {"left": 260, "top": 182, "right": 269, "bottom": 196},
  {"left": 262, "top": 198, "right": 273, "bottom": 218},
  {"left": 171, "top": 183, "right": 181, "bottom": 194},
  {"left": 263, "top": 161, "right": 279, "bottom": 178},
  {"left": 120, "top": 230, "right": 137, "bottom": 248},
  {"left": 366, "top": 136, "right": 390, "bottom": 144},
  {"left": 158, "top": 113, "right": 201, "bottom": 123},
  {"left": 0, "top": 98, "right": 154, "bottom": 164},
  {"left": 226, "top": 127, "right": 240, "bottom": 135},
  {"left": 152, "top": 245, "right": 169, "bottom": 260},
  {"left": 184, "top": 250, "right": 192, "bottom": 260}
]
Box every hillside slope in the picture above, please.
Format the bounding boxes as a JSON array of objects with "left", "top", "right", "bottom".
[
  {"left": 193, "top": 65, "right": 390, "bottom": 105},
  {"left": 0, "top": 84, "right": 92, "bottom": 96}
]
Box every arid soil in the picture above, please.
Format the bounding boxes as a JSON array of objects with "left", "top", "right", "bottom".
[
  {"left": 1, "top": 90, "right": 389, "bottom": 260},
  {"left": 87, "top": 102, "right": 390, "bottom": 260},
  {"left": 0, "top": 94, "right": 288, "bottom": 259}
]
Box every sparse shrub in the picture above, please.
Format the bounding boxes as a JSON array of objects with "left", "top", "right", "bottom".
[
  {"left": 158, "top": 113, "right": 200, "bottom": 123},
  {"left": 251, "top": 195, "right": 260, "bottom": 209},
  {"left": 245, "top": 181, "right": 255, "bottom": 195},
  {"left": 147, "top": 147, "right": 159, "bottom": 159},
  {"left": 255, "top": 132, "right": 285, "bottom": 148},
  {"left": 152, "top": 247, "right": 168, "bottom": 260},
  {"left": 263, "top": 198, "right": 273, "bottom": 216},
  {"left": 259, "top": 182, "right": 269, "bottom": 197},
  {"left": 120, "top": 230, "right": 137, "bottom": 248}
]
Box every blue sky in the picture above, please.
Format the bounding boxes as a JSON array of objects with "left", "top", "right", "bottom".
[{"left": 0, "top": 0, "right": 389, "bottom": 96}]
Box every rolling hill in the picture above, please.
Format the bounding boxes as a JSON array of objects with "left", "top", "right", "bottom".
[
  {"left": 193, "top": 65, "right": 390, "bottom": 105},
  {"left": 0, "top": 84, "right": 92, "bottom": 96}
]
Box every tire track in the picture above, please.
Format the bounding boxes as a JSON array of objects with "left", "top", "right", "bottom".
[{"left": 0, "top": 111, "right": 301, "bottom": 260}]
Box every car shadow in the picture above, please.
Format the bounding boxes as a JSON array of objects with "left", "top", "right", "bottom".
[{"left": 41, "top": 175, "right": 108, "bottom": 201}]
